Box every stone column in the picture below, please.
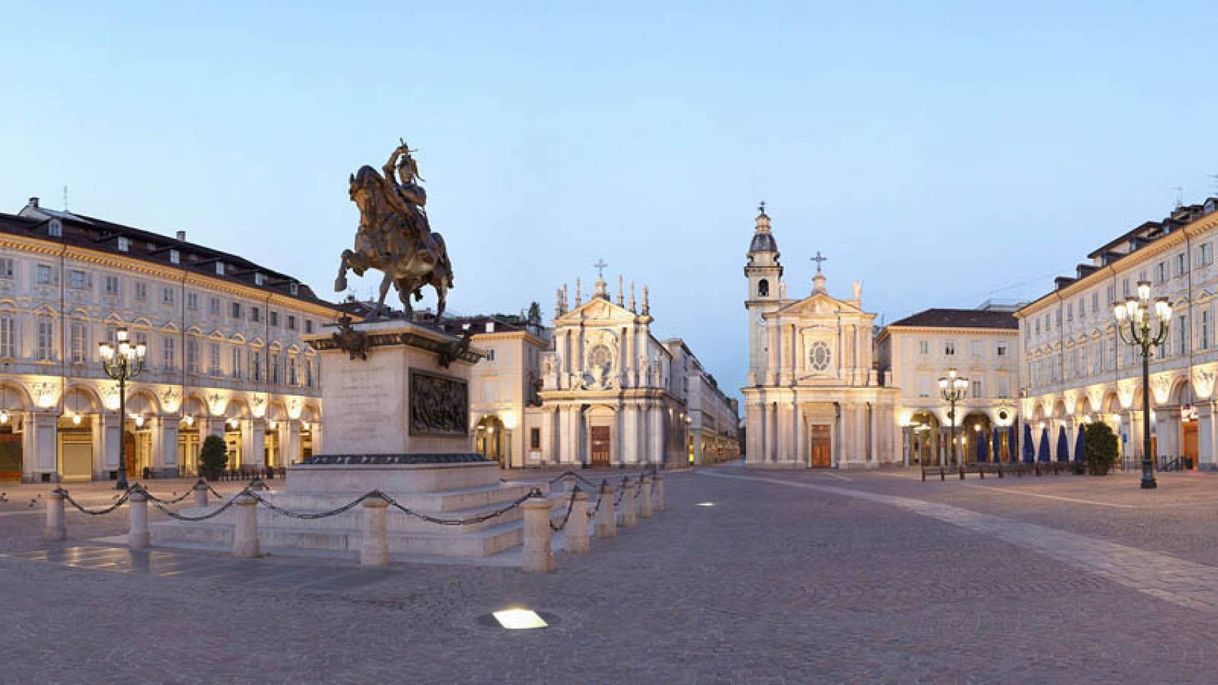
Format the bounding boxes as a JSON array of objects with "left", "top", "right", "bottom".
[
  {"left": 1199, "top": 402, "right": 1218, "bottom": 471},
  {"left": 619, "top": 479, "right": 638, "bottom": 527},
  {"left": 567, "top": 488, "right": 590, "bottom": 553},
  {"left": 652, "top": 474, "right": 666, "bottom": 511},
  {"left": 30, "top": 412, "right": 57, "bottom": 480},
  {"left": 243, "top": 419, "right": 266, "bottom": 467},
  {"left": 360, "top": 497, "right": 390, "bottom": 566},
  {"left": 232, "top": 492, "right": 260, "bottom": 558},
  {"left": 193, "top": 480, "right": 209, "bottom": 507},
  {"left": 765, "top": 322, "right": 778, "bottom": 385},
  {"left": 150, "top": 416, "right": 179, "bottom": 477},
  {"left": 869, "top": 404, "right": 879, "bottom": 465},
  {"left": 285, "top": 421, "right": 302, "bottom": 466},
  {"left": 45, "top": 487, "right": 66, "bottom": 540},
  {"left": 595, "top": 482, "right": 616, "bottom": 538},
  {"left": 99, "top": 412, "right": 122, "bottom": 477},
  {"left": 650, "top": 405, "right": 664, "bottom": 465},
  {"left": 128, "top": 487, "right": 149, "bottom": 550},
  {"left": 521, "top": 495, "right": 555, "bottom": 572},
  {"left": 639, "top": 477, "right": 653, "bottom": 518},
  {"left": 540, "top": 407, "right": 556, "bottom": 465}
]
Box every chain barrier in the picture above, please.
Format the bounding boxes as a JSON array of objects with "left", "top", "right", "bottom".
[
  {"left": 155, "top": 490, "right": 245, "bottom": 522},
  {"left": 547, "top": 470, "right": 598, "bottom": 488},
  {"left": 245, "top": 489, "right": 376, "bottom": 520},
  {"left": 380, "top": 489, "right": 538, "bottom": 526},
  {"left": 548, "top": 487, "right": 580, "bottom": 532},
  {"left": 633, "top": 474, "right": 646, "bottom": 500},
  {"left": 58, "top": 488, "right": 131, "bottom": 516},
  {"left": 140, "top": 487, "right": 195, "bottom": 505},
  {"left": 613, "top": 478, "right": 628, "bottom": 508},
  {"left": 587, "top": 479, "right": 609, "bottom": 517}
]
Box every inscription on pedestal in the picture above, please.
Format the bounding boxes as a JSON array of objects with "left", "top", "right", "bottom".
[
  {"left": 332, "top": 364, "right": 395, "bottom": 437},
  {"left": 409, "top": 370, "right": 468, "bottom": 436}
]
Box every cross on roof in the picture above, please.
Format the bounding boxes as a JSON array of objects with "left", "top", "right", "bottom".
[
  {"left": 758, "top": 200, "right": 766, "bottom": 214},
  {"left": 811, "top": 251, "right": 828, "bottom": 272},
  {"left": 593, "top": 258, "right": 608, "bottom": 279}
]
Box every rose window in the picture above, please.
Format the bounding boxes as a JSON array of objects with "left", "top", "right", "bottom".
[{"left": 809, "top": 342, "right": 831, "bottom": 372}]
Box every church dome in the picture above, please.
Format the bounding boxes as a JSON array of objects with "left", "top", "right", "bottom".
[{"left": 749, "top": 231, "right": 778, "bottom": 253}]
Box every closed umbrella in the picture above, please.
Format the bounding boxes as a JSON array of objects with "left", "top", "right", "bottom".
[
  {"left": 1074, "top": 426, "right": 1086, "bottom": 463},
  {"left": 1038, "top": 428, "right": 1051, "bottom": 462},
  {"left": 1056, "top": 426, "right": 1070, "bottom": 463},
  {"left": 1008, "top": 425, "right": 1018, "bottom": 464},
  {"left": 992, "top": 429, "right": 1002, "bottom": 464},
  {"left": 975, "top": 430, "right": 987, "bottom": 463},
  {"left": 1023, "top": 424, "right": 1035, "bottom": 464}
]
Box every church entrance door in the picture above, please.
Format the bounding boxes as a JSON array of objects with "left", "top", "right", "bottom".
[
  {"left": 809, "top": 424, "right": 831, "bottom": 468},
  {"left": 590, "top": 426, "right": 611, "bottom": 466}
]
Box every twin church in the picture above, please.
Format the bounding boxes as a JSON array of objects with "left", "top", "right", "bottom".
[{"left": 743, "top": 207, "right": 900, "bottom": 468}]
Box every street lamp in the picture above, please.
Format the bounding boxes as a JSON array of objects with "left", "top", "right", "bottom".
[
  {"left": 1113, "top": 280, "right": 1172, "bottom": 489},
  {"left": 938, "top": 368, "right": 968, "bottom": 466},
  {"left": 98, "top": 327, "right": 145, "bottom": 490}
]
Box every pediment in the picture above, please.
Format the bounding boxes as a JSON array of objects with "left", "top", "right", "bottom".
[
  {"left": 556, "top": 296, "right": 636, "bottom": 325},
  {"left": 771, "top": 292, "right": 862, "bottom": 318}
]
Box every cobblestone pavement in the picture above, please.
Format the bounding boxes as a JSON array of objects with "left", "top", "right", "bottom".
[{"left": 4, "top": 466, "right": 1218, "bottom": 683}]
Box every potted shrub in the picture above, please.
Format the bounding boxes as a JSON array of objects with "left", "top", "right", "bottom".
[
  {"left": 1083, "top": 422, "right": 1118, "bottom": 476},
  {"left": 199, "top": 434, "right": 228, "bottom": 481}
]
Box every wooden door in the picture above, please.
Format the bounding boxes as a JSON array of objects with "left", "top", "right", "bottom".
[
  {"left": 0, "top": 430, "right": 20, "bottom": 481},
  {"left": 590, "top": 426, "right": 611, "bottom": 466},
  {"left": 810, "top": 424, "right": 832, "bottom": 468},
  {"left": 1184, "top": 422, "right": 1199, "bottom": 468}
]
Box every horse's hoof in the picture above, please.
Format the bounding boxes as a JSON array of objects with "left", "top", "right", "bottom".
[{"left": 335, "top": 278, "right": 347, "bottom": 291}]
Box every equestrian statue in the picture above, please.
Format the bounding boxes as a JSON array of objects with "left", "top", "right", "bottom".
[{"left": 335, "top": 140, "right": 454, "bottom": 319}]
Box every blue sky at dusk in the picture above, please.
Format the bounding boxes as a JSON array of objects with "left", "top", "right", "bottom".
[{"left": 4, "top": 1, "right": 1217, "bottom": 399}]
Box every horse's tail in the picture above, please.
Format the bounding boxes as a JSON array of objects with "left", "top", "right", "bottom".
[{"left": 431, "top": 232, "right": 455, "bottom": 288}]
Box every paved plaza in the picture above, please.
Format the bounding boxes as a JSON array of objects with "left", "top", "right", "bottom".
[{"left": 5, "top": 466, "right": 1218, "bottom": 683}]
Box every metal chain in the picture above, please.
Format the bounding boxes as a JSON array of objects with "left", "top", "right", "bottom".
[
  {"left": 244, "top": 489, "right": 374, "bottom": 520},
  {"left": 549, "top": 488, "right": 579, "bottom": 532},
  {"left": 140, "top": 488, "right": 194, "bottom": 505},
  {"left": 587, "top": 479, "right": 609, "bottom": 517},
  {"left": 613, "top": 478, "right": 628, "bottom": 508},
  {"left": 547, "top": 470, "right": 597, "bottom": 487},
  {"left": 155, "top": 492, "right": 243, "bottom": 521},
  {"left": 59, "top": 489, "right": 130, "bottom": 516},
  {"left": 380, "top": 490, "right": 536, "bottom": 526}
]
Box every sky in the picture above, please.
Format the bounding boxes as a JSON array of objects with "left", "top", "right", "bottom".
[{"left": 4, "top": 1, "right": 1218, "bottom": 401}]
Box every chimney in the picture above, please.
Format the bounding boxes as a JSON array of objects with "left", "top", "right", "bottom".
[
  {"left": 176, "top": 230, "right": 186, "bottom": 242},
  {"left": 27, "top": 197, "right": 39, "bottom": 208}
]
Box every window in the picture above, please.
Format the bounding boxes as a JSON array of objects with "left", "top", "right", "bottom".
[
  {"left": 251, "top": 350, "right": 262, "bottom": 382},
  {"left": 0, "top": 258, "right": 12, "bottom": 279},
  {"left": 231, "top": 302, "right": 242, "bottom": 319},
  {"left": 1198, "top": 242, "right": 1213, "bottom": 267},
  {"left": 161, "top": 287, "right": 174, "bottom": 305},
  {"left": 35, "top": 264, "right": 52, "bottom": 285},
  {"left": 0, "top": 314, "right": 13, "bottom": 357},
  {"left": 530, "top": 428, "right": 541, "bottom": 450},
  {"left": 997, "top": 376, "right": 1010, "bottom": 399},
  {"left": 215, "top": 262, "right": 225, "bottom": 276},
  {"left": 917, "top": 376, "right": 930, "bottom": 398},
  {"left": 996, "top": 343, "right": 1008, "bottom": 357},
  {"left": 231, "top": 347, "right": 243, "bottom": 379},
  {"left": 758, "top": 279, "right": 769, "bottom": 297},
  {"left": 48, "top": 219, "right": 62, "bottom": 237},
  {"left": 66, "top": 269, "right": 85, "bottom": 290},
  {"left": 116, "top": 237, "right": 129, "bottom": 252},
  {"left": 187, "top": 292, "right": 198, "bottom": 310},
  {"left": 1091, "top": 292, "right": 1099, "bottom": 313},
  {"left": 254, "top": 273, "right": 265, "bottom": 286},
  {"left": 305, "top": 320, "right": 313, "bottom": 334},
  {"left": 209, "top": 297, "right": 220, "bottom": 315},
  {"left": 944, "top": 340, "right": 955, "bottom": 356},
  {"left": 1176, "top": 252, "right": 1187, "bottom": 276},
  {"left": 287, "top": 315, "right": 297, "bottom": 331},
  {"left": 270, "top": 311, "right": 279, "bottom": 327},
  {"left": 69, "top": 320, "right": 86, "bottom": 364},
  {"left": 271, "top": 353, "right": 281, "bottom": 384},
  {"left": 1122, "top": 279, "right": 1130, "bottom": 297},
  {"left": 1079, "top": 298, "right": 1086, "bottom": 320},
  {"left": 104, "top": 275, "right": 120, "bottom": 295},
  {"left": 187, "top": 339, "right": 199, "bottom": 374},
  {"left": 1178, "top": 314, "right": 1189, "bottom": 355},
  {"left": 1204, "top": 310, "right": 1211, "bottom": 350},
  {"left": 134, "top": 281, "right": 147, "bottom": 300},
  {"left": 169, "top": 249, "right": 180, "bottom": 265},
  {"left": 1055, "top": 310, "right": 1062, "bottom": 326},
  {"left": 288, "top": 356, "right": 298, "bottom": 385},
  {"left": 305, "top": 359, "right": 314, "bottom": 387},
  {"left": 209, "top": 342, "right": 221, "bottom": 375},
  {"left": 918, "top": 340, "right": 928, "bottom": 355},
  {"left": 971, "top": 379, "right": 982, "bottom": 398},
  {"left": 36, "top": 319, "right": 53, "bottom": 361},
  {"left": 162, "top": 336, "right": 176, "bottom": 371},
  {"left": 1156, "top": 261, "right": 1168, "bottom": 284},
  {"left": 251, "top": 306, "right": 261, "bottom": 323},
  {"left": 1106, "top": 285, "right": 1115, "bottom": 305},
  {"left": 1066, "top": 303, "right": 1073, "bottom": 322}
]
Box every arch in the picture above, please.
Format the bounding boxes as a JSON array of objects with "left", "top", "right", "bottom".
[
  {"left": 908, "top": 410, "right": 940, "bottom": 466},
  {"left": 474, "top": 414, "right": 506, "bottom": 464},
  {"left": 757, "top": 279, "right": 769, "bottom": 297},
  {"left": 1051, "top": 399, "right": 1067, "bottom": 420},
  {"left": 1169, "top": 377, "right": 1194, "bottom": 406},
  {"left": 124, "top": 389, "right": 161, "bottom": 417},
  {"left": 961, "top": 412, "right": 993, "bottom": 464},
  {"left": 62, "top": 383, "right": 101, "bottom": 414},
  {"left": 303, "top": 400, "right": 322, "bottom": 422},
  {"left": 0, "top": 381, "right": 33, "bottom": 412},
  {"left": 1101, "top": 388, "right": 1121, "bottom": 414}
]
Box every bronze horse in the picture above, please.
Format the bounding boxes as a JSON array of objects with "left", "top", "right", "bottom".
[{"left": 335, "top": 159, "right": 453, "bottom": 319}]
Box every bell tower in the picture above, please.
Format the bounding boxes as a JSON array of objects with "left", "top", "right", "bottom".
[{"left": 744, "top": 203, "right": 783, "bottom": 385}]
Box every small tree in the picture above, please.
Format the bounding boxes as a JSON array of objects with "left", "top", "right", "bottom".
[
  {"left": 1083, "top": 421, "right": 1118, "bottom": 476},
  {"left": 199, "top": 434, "right": 228, "bottom": 477}
]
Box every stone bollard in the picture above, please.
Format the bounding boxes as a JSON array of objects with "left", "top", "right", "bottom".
[
  {"left": 639, "top": 477, "right": 653, "bottom": 519},
  {"left": 567, "top": 487, "right": 590, "bottom": 554},
  {"left": 232, "top": 492, "right": 260, "bottom": 558},
  {"left": 44, "top": 488, "right": 66, "bottom": 541},
  {"left": 653, "top": 474, "right": 666, "bottom": 512},
  {"left": 193, "top": 479, "right": 209, "bottom": 507},
  {"left": 619, "top": 479, "right": 638, "bottom": 528},
  {"left": 595, "top": 482, "right": 617, "bottom": 538},
  {"left": 521, "top": 493, "right": 555, "bottom": 572},
  {"left": 128, "top": 486, "right": 150, "bottom": 550},
  {"left": 360, "top": 495, "right": 390, "bottom": 567}
]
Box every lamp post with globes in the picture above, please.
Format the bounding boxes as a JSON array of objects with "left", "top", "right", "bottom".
[
  {"left": 938, "top": 369, "right": 968, "bottom": 466},
  {"left": 98, "top": 327, "right": 145, "bottom": 490},
  {"left": 1113, "top": 280, "right": 1172, "bottom": 490}
]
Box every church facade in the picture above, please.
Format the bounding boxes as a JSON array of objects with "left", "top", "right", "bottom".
[{"left": 742, "top": 208, "right": 899, "bottom": 468}]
